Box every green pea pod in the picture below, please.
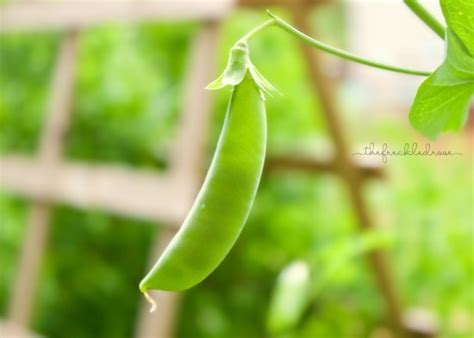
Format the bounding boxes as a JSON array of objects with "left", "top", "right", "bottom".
[
  {"left": 267, "top": 261, "right": 311, "bottom": 334},
  {"left": 140, "top": 41, "right": 276, "bottom": 304}
]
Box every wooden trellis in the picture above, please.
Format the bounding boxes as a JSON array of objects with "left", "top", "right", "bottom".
[{"left": 0, "top": 1, "right": 436, "bottom": 337}]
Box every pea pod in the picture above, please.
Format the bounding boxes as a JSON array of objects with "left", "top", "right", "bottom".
[
  {"left": 140, "top": 41, "right": 275, "bottom": 301},
  {"left": 267, "top": 261, "right": 311, "bottom": 334}
]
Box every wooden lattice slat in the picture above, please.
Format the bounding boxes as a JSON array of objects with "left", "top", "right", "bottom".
[{"left": 7, "top": 30, "right": 79, "bottom": 328}]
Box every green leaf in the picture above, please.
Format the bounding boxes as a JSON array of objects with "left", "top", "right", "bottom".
[
  {"left": 310, "top": 230, "right": 393, "bottom": 299},
  {"left": 409, "top": 82, "right": 473, "bottom": 138},
  {"left": 441, "top": 0, "right": 474, "bottom": 55},
  {"left": 409, "top": 28, "right": 474, "bottom": 138}
]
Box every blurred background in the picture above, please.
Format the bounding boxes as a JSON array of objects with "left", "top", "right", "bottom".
[{"left": 0, "top": 0, "right": 472, "bottom": 338}]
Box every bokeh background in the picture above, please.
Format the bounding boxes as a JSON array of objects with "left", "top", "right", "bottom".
[{"left": 0, "top": 1, "right": 472, "bottom": 338}]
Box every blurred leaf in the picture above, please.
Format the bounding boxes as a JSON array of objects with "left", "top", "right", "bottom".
[{"left": 310, "top": 230, "right": 393, "bottom": 296}]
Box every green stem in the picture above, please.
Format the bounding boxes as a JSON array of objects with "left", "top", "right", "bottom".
[
  {"left": 240, "top": 19, "right": 275, "bottom": 42},
  {"left": 403, "top": 0, "right": 445, "bottom": 39},
  {"left": 267, "top": 11, "right": 431, "bottom": 77}
]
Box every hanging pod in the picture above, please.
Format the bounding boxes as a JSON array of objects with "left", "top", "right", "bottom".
[{"left": 139, "top": 40, "right": 277, "bottom": 307}]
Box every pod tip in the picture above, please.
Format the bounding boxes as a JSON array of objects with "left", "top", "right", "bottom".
[{"left": 143, "top": 291, "right": 157, "bottom": 313}]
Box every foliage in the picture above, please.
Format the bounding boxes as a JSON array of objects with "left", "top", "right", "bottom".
[
  {"left": 409, "top": 0, "right": 474, "bottom": 138},
  {"left": 0, "top": 33, "right": 59, "bottom": 153}
]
